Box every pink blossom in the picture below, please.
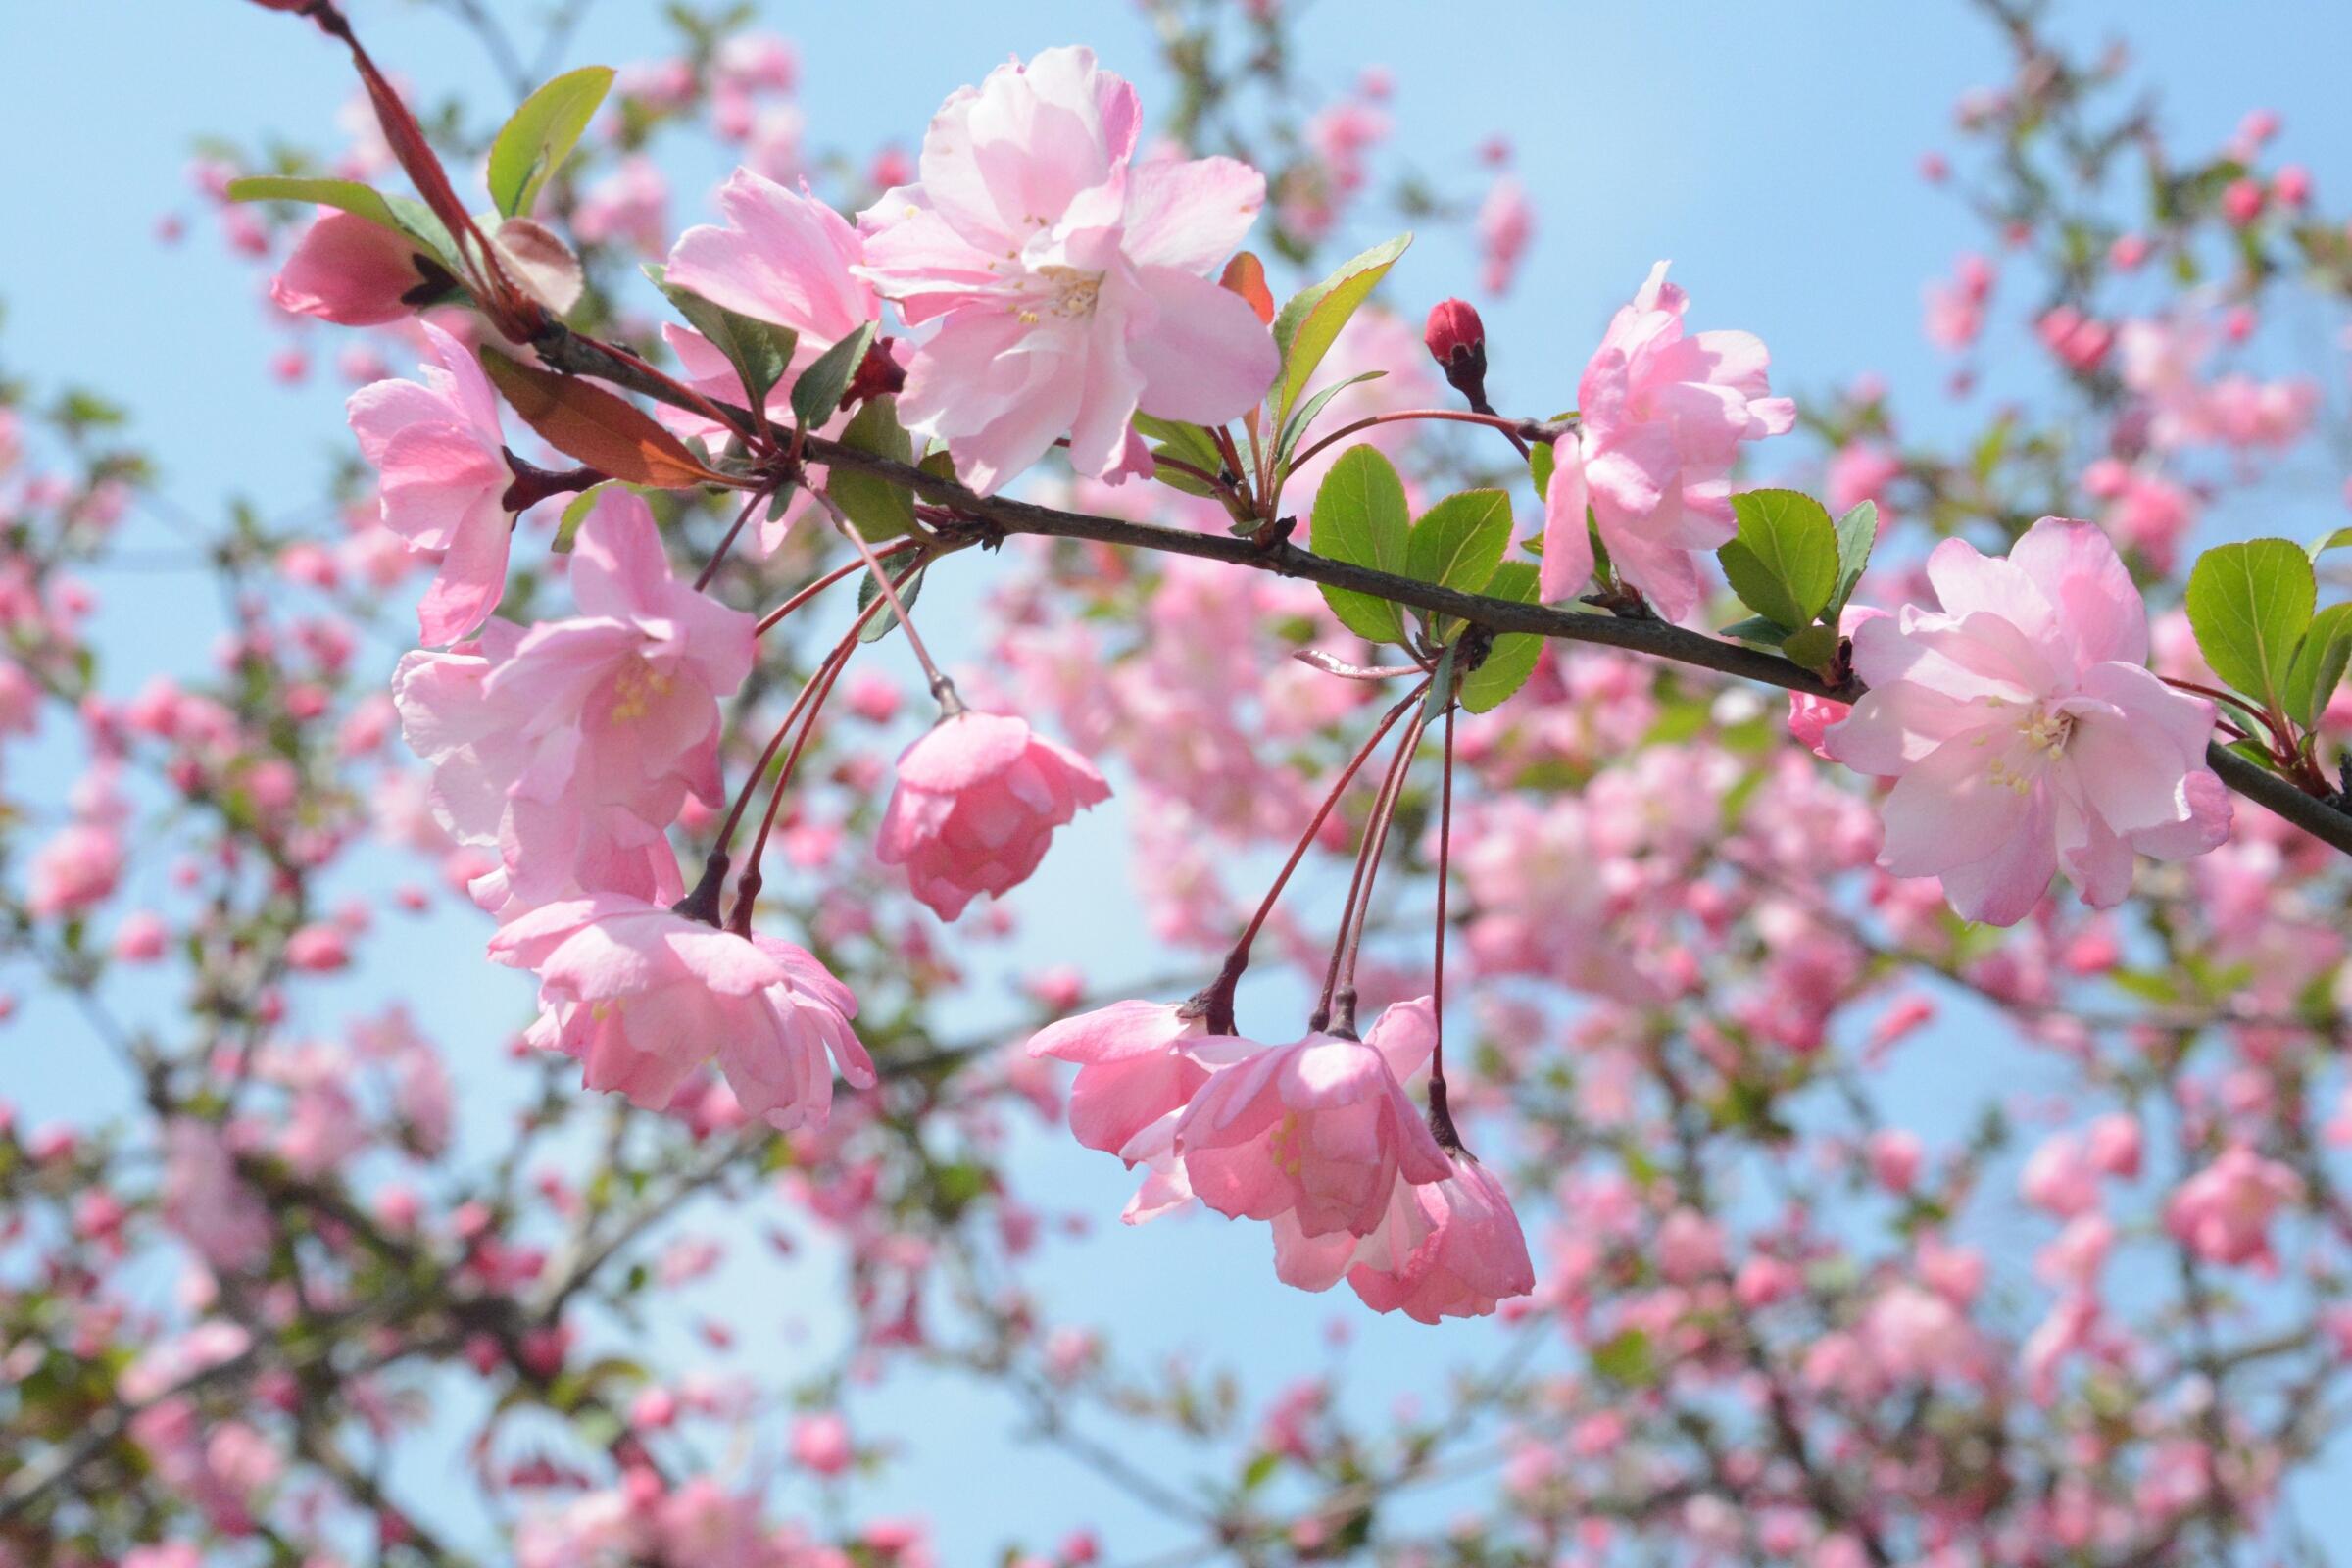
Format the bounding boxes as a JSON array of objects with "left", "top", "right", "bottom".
[
  {"left": 394, "top": 492, "right": 754, "bottom": 907},
  {"left": 1026, "top": 998, "right": 1207, "bottom": 1158},
  {"left": 857, "top": 47, "right": 1278, "bottom": 493},
  {"left": 1174, "top": 998, "right": 1450, "bottom": 1281},
  {"left": 346, "top": 323, "right": 514, "bottom": 645},
  {"left": 1824, "top": 517, "right": 2229, "bottom": 925},
  {"left": 662, "top": 168, "right": 879, "bottom": 452},
  {"left": 270, "top": 211, "right": 427, "bottom": 326},
  {"left": 2165, "top": 1146, "right": 2300, "bottom": 1269},
  {"left": 26, "top": 820, "right": 123, "bottom": 918},
  {"left": 488, "top": 894, "right": 873, "bottom": 1131},
  {"left": 791, "top": 1411, "right": 855, "bottom": 1477},
  {"left": 1475, "top": 174, "right": 1533, "bottom": 296},
  {"left": 1540, "top": 262, "right": 1796, "bottom": 619},
  {"left": 876, "top": 710, "right": 1109, "bottom": 920},
  {"left": 161, "top": 1119, "right": 270, "bottom": 1272},
  {"left": 1345, "top": 1153, "right": 1536, "bottom": 1323}
]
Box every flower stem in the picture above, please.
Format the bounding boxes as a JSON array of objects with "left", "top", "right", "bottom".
[{"left": 812, "top": 488, "right": 960, "bottom": 714}]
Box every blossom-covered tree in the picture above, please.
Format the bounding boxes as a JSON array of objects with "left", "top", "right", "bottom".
[{"left": 8, "top": 1, "right": 2352, "bottom": 1563}]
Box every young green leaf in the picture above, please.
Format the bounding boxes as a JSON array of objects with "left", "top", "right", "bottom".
[
  {"left": 789, "top": 321, "right": 877, "bottom": 429},
  {"left": 828, "top": 397, "right": 917, "bottom": 540},
  {"left": 1133, "top": 413, "right": 1224, "bottom": 474},
  {"left": 644, "top": 264, "right": 797, "bottom": 411},
  {"left": 856, "top": 563, "right": 927, "bottom": 643},
  {"left": 2309, "top": 526, "right": 2352, "bottom": 562},
  {"left": 1275, "top": 370, "right": 1385, "bottom": 468},
  {"left": 1831, "top": 499, "right": 1879, "bottom": 616},
  {"left": 1528, "top": 439, "right": 1555, "bottom": 502},
  {"left": 1308, "top": 446, "right": 1412, "bottom": 645},
  {"left": 225, "top": 175, "right": 406, "bottom": 237},
  {"left": 1718, "top": 489, "right": 1838, "bottom": 632},
  {"left": 486, "top": 66, "right": 616, "bottom": 218},
  {"left": 1422, "top": 642, "right": 1458, "bottom": 723},
  {"left": 1721, "top": 614, "right": 1792, "bottom": 647},
  {"left": 1405, "top": 489, "right": 1512, "bottom": 598},
  {"left": 1459, "top": 562, "right": 1544, "bottom": 713},
  {"left": 2183, "top": 538, "right": 2316, "bottom": 710},
  {"left": 1270, "top": 232, "right": 1411, "bottom": 423},
  {"left": 552, "top": 482, "right": 612, "bottom": 552},
  {"left": 2281, "top": 602, "right": 2352, "bottom": 730}
]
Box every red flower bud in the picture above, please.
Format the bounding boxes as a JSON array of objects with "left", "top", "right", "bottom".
[{"left": 1423, "top": 298, "right": 1491, "bottom": 411}]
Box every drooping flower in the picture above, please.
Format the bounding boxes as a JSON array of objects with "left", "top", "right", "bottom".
[
  {"left": 1025, "top": 998, "right": 1208, "bottom": 1158},
  {"left": 346, "top": 322, "right": 514, "bottom": 645},
  {"left": 1823, "top": 516, "right": 2230, "bottom": 925},
  {"left": 270, "top": 211, "right": 431, "bottom": 326},
  {"left": 1344, "top": 1152, "right": 1536, "bottom": 1323},
  {"left": 1173, "top": 997, "right": 1451, "bottom": 1284},
  {"left": 1539, "top": 261, "right": 1796, "bottom": 620},
  {"left": 857, "top": 46, "right": 1278, "bottom": 493},
  {"left": 393, "top": 491, "right": 754, "bottom": 908},
  {"left": 876, "top": 710, "right": 1109, "bottom": 920},
  {"left": 488, "top": 894, "right": 873, "bottom": 1131}
]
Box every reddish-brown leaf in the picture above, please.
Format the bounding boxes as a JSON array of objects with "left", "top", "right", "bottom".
[
  {"left": 1221, "top": 251, "right": 1275, "bottom": 326},
  {"left": 479, "top": 348, "right": 732, "bottom": 491}
]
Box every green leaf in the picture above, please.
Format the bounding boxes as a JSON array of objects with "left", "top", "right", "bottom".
[
  {"left": 1528, "top": 439, "right": 1555, "bottom": 502},
  {"left": 1133, "top": 413, "right": 1223, "bottom": 475},
  {"left": 1460, "top": 561, "right": 1544, "bottom": 713},
  {"left": 1783, "top": 623, "right": 1840, "bottom": 672},
  {"left": 225, "top": 175, "right": 405, "bottom": 236},
  {"left": 552, "top": 482, "right": 611, "bottom": 552},
  {"left": 1590, "top": 1328, "right": 1655, "bottom": 1388},
  {"left": 1405, "top": 489, "right": 1512, "bottom": 597},
  {"left": 1308, "top": 446, "right": 1411, "bottom": 645},
  {"left": 486, "top": 66, "right": 615, "bottom": 218},
  {"left": 2281, "top": 601, "right": 2352, "bottom": 730},
  {"left": 1831, "top": 500, "right": 1878, "bottom": 615},
  {"left": 1721, "top": 614, "right": 1792, "bottom": 646},
  {"left": 790, "top": 321, "right": 877, "bottom": 430},
  {"left": 1270, "top": 232, "right": 1411, "bottom": 422},
  {"left": 1719, "top": 489, "right": 1838, "bottom": 631},
  {"left": 1422, "top": 643, "right": 1458, "bottom": 722},
  {"left": 644, "top": 263, "right": 797, "bottom": 411},
  {"left": 828, "top": 397, "right": 916, "bottom": 540},
  {"left": 2310, "top": 526, "right": 2352, "bottom": 562},
  {"left": 2184, "top": 538, "right": 2316, "bottom": 710},
  {"left": 856, "top": 562, "right": 927, "bottom": 643},
  {"left": 1275, "top": 370, "right": 1385, "bottom": 468}
]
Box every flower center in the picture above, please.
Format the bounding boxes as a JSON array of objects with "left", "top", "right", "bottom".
[
  {"left": 1016, "top": 265, "right": 1103, "bottom": 325},
  {"left": 1267, "top": 1110, "right": 1305, "bottom": 1179},
  {"left": 607, "top": 656, "right": 673, "bottom": 724},
  {"left": 1984, "top": 705, "right": 2075, "bottom": 795}
]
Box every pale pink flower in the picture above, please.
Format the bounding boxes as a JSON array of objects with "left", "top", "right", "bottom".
[
  {"left": 394, "top": 492, "right": 754, "bottom": 907},
  {"left": 876, "top": 710, "right": 1109, "bottom": 920},
  {"left": 1173, "top": 998, "right": 1450, "bottom": 1281},
  {"left": 160, "top": 1119, "right": 270, "bottom": 1272},
  {"left": 661, "top": 168, "right": 879, "bottom": 452},
  {"left": 1026, "top": 998, "right": 1207, "bottom": 1158},
  {"left": 858, "top": 47, "right": 1278, "bottom": 493},
  {"left": 573, "top": 154, "right": 672, "bottom": 256},
  {"left": 790, "top": 1412, "right": 855, "bottom": 1477},
  {"left": 488, "top": 894, "right": 873, "bottom": 1131},
  {"left": 1824, "top": 516, "right": 2229, "bottom": 926},
  {"left": 270, "top": 210, "right": 428, "bottom": 326},
  {"left": 346, "top": 322, "right": 514, "bottom": 644},
  {"left": 1344, "top": 1153, "right": 1537, "bottom": 1323},
  {"left": 26, "top": 820, "right": 123, "bottom": 918},
  {"left": 1540, "top": 262, "right": 1795, "bottom": 619},
  {"left": 1475, "top": 174, "right": 1534, "bottom": 296},
  {"left": 2165, "top": 1146, "right": 2300, "bottom": 1270}
]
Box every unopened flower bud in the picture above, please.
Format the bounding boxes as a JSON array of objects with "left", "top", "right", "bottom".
[{"left": 1423, "top": 298, "right": 1491, "bottom": 410}]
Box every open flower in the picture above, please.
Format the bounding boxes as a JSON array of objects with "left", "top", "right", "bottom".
[
  {"left": 1824, "top": 516, "right": 2229, "bottom": 925},
  {"left": 877, "top": 710, "right": 1109, "bottom": 920},
  {"left": 2165, "top": 1146, "right": 2301, "bottom": 1271},
  {"left": 346, "top": 322, "right": 514, "bottom": 645},
  {"left": 1173, "top": 997, "right": 1451, "bottom": 1281},
  {"left": 858, "top": 46, "right": 1278, "bottom": 493},
  {"left": 393, "top": 491, "right": 754, "bottom": 908},
  {"left": 1540, "top": 261, "right": 1795, "bottom": 620},
  {"left": 489, "top": 894, "right": 872, "bottom": 1131},
  {"left": 1026, "top": 998, "right": 1207, "bottom": 1158},
  {"left": 1345, "top": 1153, "right": 1536, "bottom": 1323}
]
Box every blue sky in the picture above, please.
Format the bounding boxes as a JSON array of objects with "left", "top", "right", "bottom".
[{"left": 7, "top": 0, "right": 2352, "bottom": 1559}]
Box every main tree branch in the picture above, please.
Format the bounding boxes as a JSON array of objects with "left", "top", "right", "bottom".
[{"left": 527, "top": 322, "right": 2352, "bottom": 859}]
